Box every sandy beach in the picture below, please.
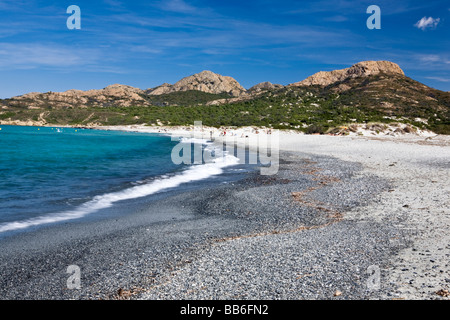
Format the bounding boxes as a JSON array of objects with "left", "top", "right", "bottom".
[{"left": 0, "top": 125, "right": 448, "bottom": 300}]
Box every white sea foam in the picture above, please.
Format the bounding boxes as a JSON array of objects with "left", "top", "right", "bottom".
[
  {"left": 0, "top": 143, "right": 239, "bottom": 234},
  {"left": 178, "top": 137, "right": 211, "bottom": 145}
]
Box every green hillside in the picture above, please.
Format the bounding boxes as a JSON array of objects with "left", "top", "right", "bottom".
[{"left": 1, "top": 73, "right": 449, "bottom": 134}]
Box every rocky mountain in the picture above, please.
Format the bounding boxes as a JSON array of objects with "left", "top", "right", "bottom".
[
  {"left": 146, "top": 70, "right": 246, "bottom": 97},
  {"left": 290, "top": 61, "right": 404, "bottom": 87},
  {"left": 1, "top": 71, "right": 248, "bottom": 111},
  {"left": 1, "top": 60, "right": 448, "bottom": 134},
  {"left": 1, "top": 61, "right": 407, "bottom": 110},
  {"left": 203, "top": 82, "right": 285, "bottom": 106},
  {"left": 7, "top": 84, "right": 150, "bottom": 109},
  {"left": 248, "top": 81, "right": 284, "bottom": 93},
  {"left": 147, "top": 83, "right": 173, "bottom": 96}
]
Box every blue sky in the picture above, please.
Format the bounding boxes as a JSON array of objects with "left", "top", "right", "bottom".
[{"left": 0, "top": 0, "right": 449, "bottom": 98}]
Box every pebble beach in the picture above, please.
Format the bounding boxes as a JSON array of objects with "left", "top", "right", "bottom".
[{"left": 0, "top": 126, "right": 448, "bottom": 300}]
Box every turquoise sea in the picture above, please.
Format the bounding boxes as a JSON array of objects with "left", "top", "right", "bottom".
[{"left": 0, "top": 125, "right": 241, "bottom": 235}]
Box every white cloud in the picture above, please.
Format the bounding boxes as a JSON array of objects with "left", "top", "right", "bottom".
[
  {"left": 0, "top": 43, "right": 100, "bottom": 69},
  {"left": 418, "top": 54, "right": 450, "bottom": 64},
  {"left": 323, "top": 15, "right": 348, "bottom": 22},
  {"left": 154, "top": 0, "right": 202, "bottom": 14},
  {"left": 414, "top": 16, "right": 440, "bottom": 30},
  {"left": 425, "top": 76, "right": 450, "bottom": 82},
  {"left": 419, "top": 54, "right": 441, "bottom": 62}
]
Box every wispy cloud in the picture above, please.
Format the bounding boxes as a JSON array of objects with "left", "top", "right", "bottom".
[
  {"left": 0, "top": 0, "right": 448, "bottom": 94},
  {"left": 0, "top": 43, "right": 100, "bottom": 69},
  {"left": 284, "top": 0, "right": 436, "bottom": 16},
  {"left": 88, "top": 9, "right": 356, "bottom": 58},
  {"left": 323, "top": 15, "right": 348, "bottom": 22},
  {"left": 425, "top": 76, "right": 450, "bottom": 82},
  {"left": 152, "top": 0, "right": 210, "bottom": 14},
  {"left": 418, "top": 54, "right": 450, "bottom": 64},
  {"left": 0, "top": 0, "right": 29, "bottom": 11},
  {"left": 419, "top": 54, "right": 441, "bottom": 63},
  {"left": 414, "top": 16, "right": 440, "bottom": 30},
  {"left": 102, "top": 0, "right": 127, "bottom": 12},
  {"left": 129, "top": 45, "right": 162, "bottom": 54}
]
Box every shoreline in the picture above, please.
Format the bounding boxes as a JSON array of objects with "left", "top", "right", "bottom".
[
  {"left": 0, "top": 148, "right": 392, "bottom": 299},
  {"left": 0, "top": 121, "right": 440, "bottom": 139},
  {"left": 0, "top": 126, "right": 448, "bottom": 299}
]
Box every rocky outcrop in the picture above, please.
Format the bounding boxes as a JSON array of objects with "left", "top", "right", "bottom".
[
  {"left": 4, "top": 61, "right": 409, "bottom": 109},
  {"left": 248, "top": 82, "right": 284, "bottom": 93},
  {"left": 147, "top": 70, "right": 246, "bottom": 97},
  {"left": 145, "top": 83, "right": 172, "bottom": 95},
  {"left": 85, "top": 84, "right": 144, "bottom": 100},
  {"left": 202, "top": 81, "right": 284, "bottom": 106},
  {"left": 0, "top": 119, "right": 47, "bottom": 126},
  {"left": 290, "top": 61, "right": 405, "bottom": 87},
  {"left": 11, "top": 84, "right": 149, "bottom": 108}
]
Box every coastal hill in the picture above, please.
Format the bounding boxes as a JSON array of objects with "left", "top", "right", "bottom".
[
  {"left": 290, "top": 60, "right": 404, "bottom": 87},
  {"left": 0, "top": 61, "right": 449, "bottom": 134},
  {"left": 248, "top": 81, "right": 284, "bottom": 93},
  {"left": 146, "top": 70, "right": 246, "bottom": 97},
  {"left": 7, "top": 84, "right": 152, "bottom": 109},
  {"left": 0, "top": 61, "right": 418, "bottom": 107}
]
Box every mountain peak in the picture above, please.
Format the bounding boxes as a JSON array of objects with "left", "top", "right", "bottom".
[
  {"left": 248, "top": 81, "right": 284, "bottom": 92},
  {"left": 291, "top": 60, "right": 405, "bottom": 87},
  {"left": 147, "top": 70, "right": 246, "bottom": 97},
  {"left": 104, "top": 84, "right": 137, "bottom": 90},
  {"left": 347, "top": 60, "right": 404, "bottom": 76},
  {"left": 197, "top": 70, "right": 216, "bottom": 76}
]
